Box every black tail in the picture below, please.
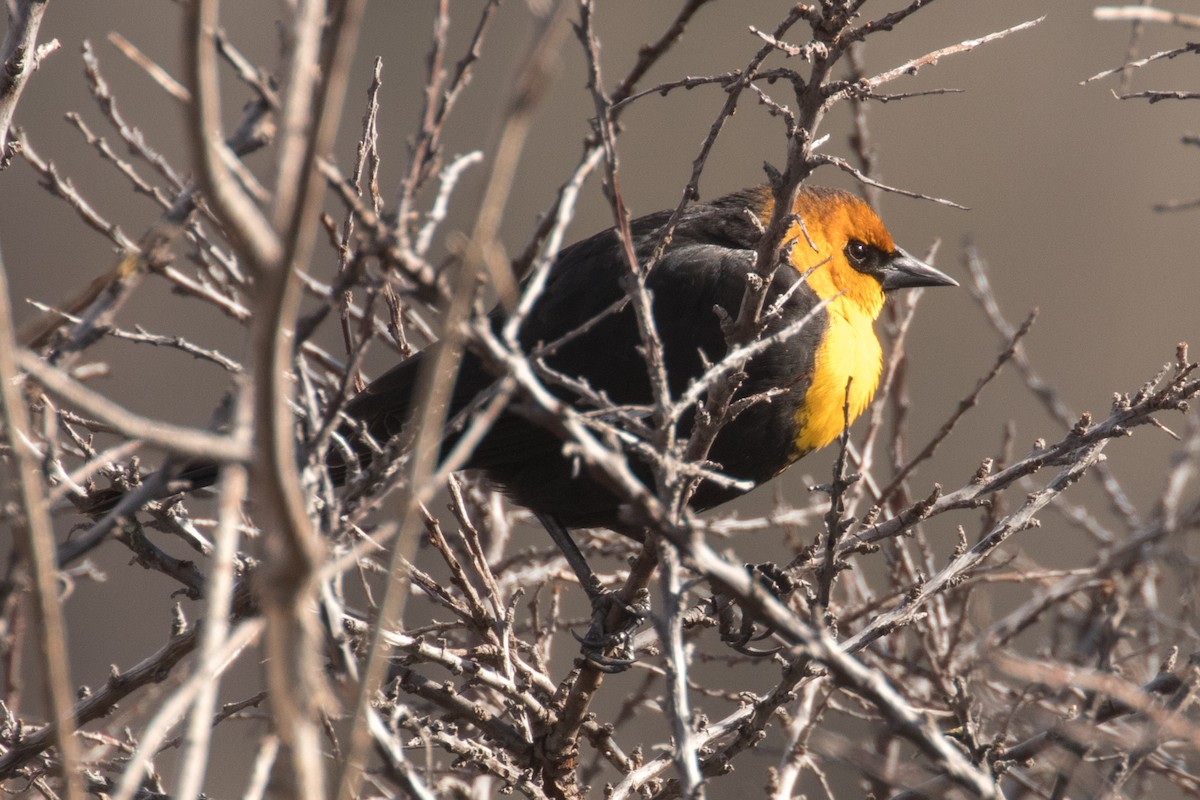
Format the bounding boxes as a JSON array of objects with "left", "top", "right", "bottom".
[
  {"left": 83, "top": 458, "right": 221, "bottom": 517},
  {"left": 83, "top": 346, "right": 498, "bottom": 517}
]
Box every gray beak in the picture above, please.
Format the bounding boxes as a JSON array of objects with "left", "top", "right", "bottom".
[{"left": 879, "top": 247, "right": 958, "bottom": 291}]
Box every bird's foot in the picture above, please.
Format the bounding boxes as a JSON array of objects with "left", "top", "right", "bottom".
[
  {"left": 573, "top": 587, "right": 651, "bottom": 673},
  {"left": 712, "top": 562, "right": 800, "bottom": 657}
]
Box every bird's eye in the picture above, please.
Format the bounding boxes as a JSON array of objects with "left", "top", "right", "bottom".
[{"left": 845, "top": 240, "right": 871, "bottom": 269}]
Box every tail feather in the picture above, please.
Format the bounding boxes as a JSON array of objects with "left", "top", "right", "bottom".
[{"left": 82, "top": 346, "right": 503, "bottom": 515}]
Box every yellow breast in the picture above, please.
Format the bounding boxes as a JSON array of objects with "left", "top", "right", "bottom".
[{"left": 791, "top": 295, "right": 883, "bottom": 458}]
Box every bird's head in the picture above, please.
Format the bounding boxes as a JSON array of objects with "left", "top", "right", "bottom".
[{"left": 771, "top": 187, "right": 957, "bottom": 318}]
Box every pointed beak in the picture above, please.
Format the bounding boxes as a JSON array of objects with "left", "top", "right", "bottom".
[{"left": 879, "top": 248, "right": 958, "bottom": 291}]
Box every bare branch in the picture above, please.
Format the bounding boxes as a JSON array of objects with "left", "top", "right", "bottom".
[{"left": 1094, "top": 6, "right": 1200, "bottom": 28}]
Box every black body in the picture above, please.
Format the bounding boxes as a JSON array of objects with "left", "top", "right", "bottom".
[{"left": 343, "top": 190, "right": 826, "bottom": 532}]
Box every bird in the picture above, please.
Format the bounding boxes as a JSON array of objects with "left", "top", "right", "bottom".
[
  {"left": 348, "top": 188, "right": 954, "bottom": 498},
  {"left": 339, "top": 185, "right": 956, "bottom": 604},
  {"left": 87, "top": 184, "right": 955, "bottom": 657}
]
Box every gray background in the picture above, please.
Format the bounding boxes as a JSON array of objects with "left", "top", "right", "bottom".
[{"left": 3, "top": 1, "right": 1198, "bottom": 796}]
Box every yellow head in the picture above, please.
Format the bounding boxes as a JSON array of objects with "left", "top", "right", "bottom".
[
  {"left": 749, "top": 186, "right": 955, "bottom": 318},
  {"left": 746, "top": 186, "right": 957, "bottom": 456}
]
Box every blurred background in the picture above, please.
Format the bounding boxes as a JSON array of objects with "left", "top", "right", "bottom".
[
  {"left": 6, "top": 1, "right": 1197, "bottom": 471},
  {"left": 3, "top": 0, "right": 1198, "bottom": 795}
]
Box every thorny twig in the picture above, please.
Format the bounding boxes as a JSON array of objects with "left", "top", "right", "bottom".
[{"left": 5, "top": 5, "right": 1199, "bottom": 800}]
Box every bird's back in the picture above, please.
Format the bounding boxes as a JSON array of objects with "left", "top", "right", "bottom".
[{"left": 345, "top": 194, "right": 830, "bottom": 530}]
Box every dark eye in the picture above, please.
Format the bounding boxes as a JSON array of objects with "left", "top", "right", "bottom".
[{"left": 846, "top": 240, "right": 871, "bottom": 269}]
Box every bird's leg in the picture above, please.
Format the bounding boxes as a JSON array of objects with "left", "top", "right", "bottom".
[
  {"left": 536, "top": 512, "right": 609, "bottom": 601},
  {"left": 536, "top": 513, "right": 648, "bottom": 671}
]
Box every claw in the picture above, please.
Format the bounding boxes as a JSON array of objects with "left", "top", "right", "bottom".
[
  {"left": 573, "top": 588, "right": 650, "bottom": 672},
  {"left": 712, "top": 562, "right": 800, "bottom": 657}
]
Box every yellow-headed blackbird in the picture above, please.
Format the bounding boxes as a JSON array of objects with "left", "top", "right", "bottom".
[
  {"left": 343, "top": 186, "right": 955, "bottom": 538},
  {"left": 89, "top": 186, "right": 953, "bottom": 616}
]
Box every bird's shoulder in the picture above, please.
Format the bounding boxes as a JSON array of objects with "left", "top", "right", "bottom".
[
  {"left": 518, "top": 193, "right": 825, "bottom": 349},
  {"left": 529, "top": 197, "right": 764, "bottom": 306}
]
